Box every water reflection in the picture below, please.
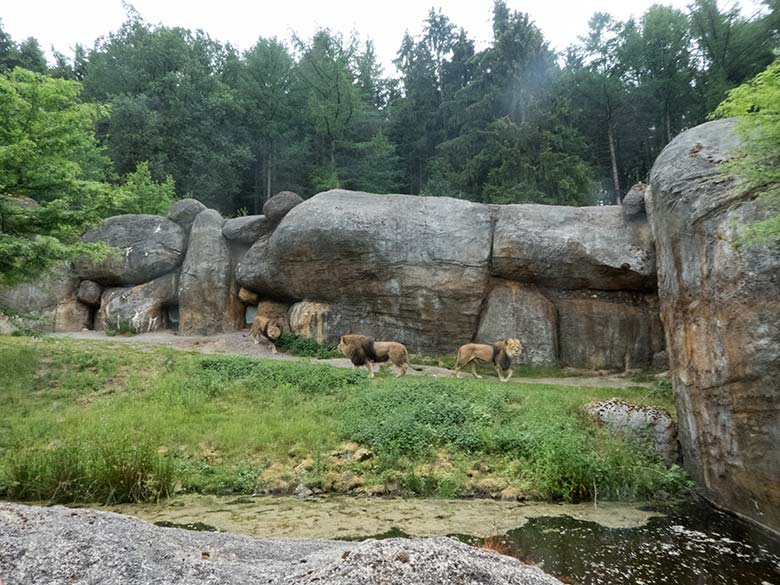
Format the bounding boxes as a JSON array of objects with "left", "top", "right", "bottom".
[{"left": 503, "top": 502, "right": 780, "bottom": 585}]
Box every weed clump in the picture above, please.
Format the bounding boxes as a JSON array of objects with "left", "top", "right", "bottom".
[
  {"left": 275, "top": 334, "right": 341, "bottom": 359},
  {"left": 1, "top": 439, "right": 174, "bottom": 504},
  {"left": 198, "top": 354, "right": 365, "bottom": 393}
]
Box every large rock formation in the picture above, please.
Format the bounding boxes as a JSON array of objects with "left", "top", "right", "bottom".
[
  {"left": 647, "top": 118, "right": 780, "bottom": 533},
  {"left": 75, "top": 215, "right": 185, "bottom": 286},
  {"left": 551, "top": 291, "right": 664, "bottom": 371},
  {"left": 492, "top": 204, "right": 656, "bottom": 291},
  {"left": 0, "top": 503, "right": 562, "bottom": 585},
  {"left": 178, "top": 209, "right": 244, "bottom": 336},
  {"left": 238, "top": 191, "right": 494, "bottom": 353},
  {"left": 96, "top": 273, "right": 178, "bottom": 333},
  {"left": 0, "top": 262, "right": 90, "bottom": 332},
  {"left": 476, "top": 282, "right": 558, "bottom": 365},
  {"left": 4, "top": 191, "right": 665, "bottom": 369}
]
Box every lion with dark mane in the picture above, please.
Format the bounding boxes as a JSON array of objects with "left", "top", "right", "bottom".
[
  {"left": 338, "top": 334, "right": 422, "bottom": 378},
  {"left": 454, "top": 338, "right": 523, "bottom": 382}
]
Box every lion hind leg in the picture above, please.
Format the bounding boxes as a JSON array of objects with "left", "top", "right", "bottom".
[{"left": 470, "top": 361, "right": 482, "bottom": 379}]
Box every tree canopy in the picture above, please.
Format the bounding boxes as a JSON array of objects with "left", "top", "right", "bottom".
[
  {"left": 714, "top": 60, "right": 780, "bottom": 245},
  {"left": 0, "top": 2, "right": 778, "bottom": 284}
]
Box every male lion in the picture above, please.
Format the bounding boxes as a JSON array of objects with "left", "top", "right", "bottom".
[
  {"left": 244, "top": 315, "right": 283, "bottom": 354},
  {"left": 338, "top": 334, "right": 422, "bottom": 378},
  {"left": 454, "top": 338, "right": 523, "bottom": 382}
]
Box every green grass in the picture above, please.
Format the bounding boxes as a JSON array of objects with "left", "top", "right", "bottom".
[{"left": 0, "top": 336, "right": 688, "bottom": 505}]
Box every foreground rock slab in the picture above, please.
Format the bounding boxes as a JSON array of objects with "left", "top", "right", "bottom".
[{"left": 0, "top": 503, "right": 562, "bottom": 585}]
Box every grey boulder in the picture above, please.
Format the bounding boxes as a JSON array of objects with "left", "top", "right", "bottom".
[
  {"left": 168, "top": 198, "right": 207, "bottom": 233},
  {"left": 76, "top": 280, "right": 102, "bottom": 307},
  {"left": 178, "top": 209, "right": 244, "bottom": 335},
  {"left": 264, "top": 191, "right": 304, "bottom": 224},
  {"left": 0, "top": 262, "right": 90, "bottom": 332},
  {"left": 492, "top": 204, "right": 656, "bottom": 291},
  {"left": 622, "top": 183, "right": 648, "bottom": 221},
  {"left": 223, "top": 215, "right": 272, "bottom": 244},
  {"left": 96, "top": 273, "right": 178, "bottom": 333},
  {"left": 584, "top": 398, "right": 679, "bottom": 465},
  {"left": 75, "top": 215, "right": 185, "bottom": 286}
]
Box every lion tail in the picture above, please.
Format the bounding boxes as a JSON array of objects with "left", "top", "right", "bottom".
[{"left": 404, "top": 347, "right": 423, "bottom": 371}]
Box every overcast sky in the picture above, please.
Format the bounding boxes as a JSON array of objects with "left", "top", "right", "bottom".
[{"left": 1, "top": 0, "right": 765, "bottom": 74}]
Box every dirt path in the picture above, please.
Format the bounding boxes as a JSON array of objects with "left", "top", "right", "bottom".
[{"left": 51, "top": 330, "right": 652, "bottom": 390}]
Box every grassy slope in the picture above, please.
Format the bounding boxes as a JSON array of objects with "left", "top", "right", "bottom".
[{"left": 0, "top": 336, "right": 688, "bottom": 505}]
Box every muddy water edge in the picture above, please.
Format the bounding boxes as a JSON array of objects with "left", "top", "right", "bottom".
[{"left": 104, "top": 494, "right": 780, "bottom": 585}]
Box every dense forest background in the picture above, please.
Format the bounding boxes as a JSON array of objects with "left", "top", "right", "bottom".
[{"left": 1, "top": 0, "right": 778, "bottom": 216}]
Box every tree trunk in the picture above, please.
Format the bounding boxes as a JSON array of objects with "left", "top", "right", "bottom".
[
  {"left": 254, "top": 155, "right": 262, "bottom": 214},
  {"left": 266, "top": 153, "right": 272, "bottom": 202},
  {"left": 666, "top": 109, "right": 673, "bottom": 144},
  {"left": 608, "top": 124, "right": 621, "bottom": 203}
]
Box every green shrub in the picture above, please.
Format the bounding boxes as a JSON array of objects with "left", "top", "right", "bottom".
[
  {"left": 174, "top": 459, "right": 262, "bottom": 494},
  {"left": 343, "top": 379, "right": 484, "bottom": 456},
  {"left": 275, "top": 333, "right": 341, "bottom": 359},
  {"left": 198, "top": 354, "right": 365, "bottom": 393}
]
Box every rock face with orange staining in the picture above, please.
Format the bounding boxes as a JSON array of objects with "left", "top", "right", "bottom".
[
  {"left": 648, "top": 118, "right": 780, "bottom": 533},
  {"left": 237, "top": 189, "right": 659, "bottom": 357},
  {"left": 6, "top": 188, "right": 663, "bottom": 362},
  {"left": 178, "top": 209, "right": 244, "bottom": 336}
]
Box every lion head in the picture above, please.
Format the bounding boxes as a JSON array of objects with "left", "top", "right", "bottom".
[
  {"left": 338, "top": 334, "right": 366, "bottom": 357},
  {"left": 502, "top": 338, "right": 523, "bottom": 358},
  {"left": 266, "top": 320, "right": 283, "bottom": 342}
]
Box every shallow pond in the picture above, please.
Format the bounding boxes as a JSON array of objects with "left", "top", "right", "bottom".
[
  {"left": 499, "top": 501, "right": 780, "bottom": 585},
  {"left": 109, "top": 495, "right": 780, "bottom": 585}
]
